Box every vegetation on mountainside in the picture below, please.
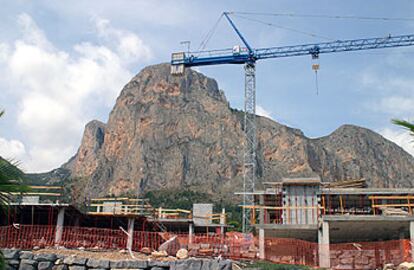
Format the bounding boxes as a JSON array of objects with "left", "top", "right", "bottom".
[{"left": 145, "top": 189, "right": 243, "bottom": 231}]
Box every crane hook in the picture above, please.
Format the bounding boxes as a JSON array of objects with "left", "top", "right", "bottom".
[{"left": 311, "top": 54, "right": 320, "bottom": 95}]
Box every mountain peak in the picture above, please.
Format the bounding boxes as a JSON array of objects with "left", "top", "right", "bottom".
[{"left": 37, "top": 63, "right": 414, "bottom": 199}]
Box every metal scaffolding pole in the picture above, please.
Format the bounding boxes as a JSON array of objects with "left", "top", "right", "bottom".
[{"left": 242, "top": 62, "right": 256, "bottom": 233}]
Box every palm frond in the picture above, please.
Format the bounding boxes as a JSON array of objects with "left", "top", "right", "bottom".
[
  {"left": 0, "top": 250, "right": 5, "bottom": 270},
  {"left": 0, "top": 109, "right": 30, "bottom": 209},
  {"left": 392, "top": 119, "right": 414, "bottom": 133},
  {"left": 0, "top": 158, "right": 30, "bottom": 208}
]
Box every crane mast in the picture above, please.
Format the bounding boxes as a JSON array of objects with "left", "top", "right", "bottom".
[{"left": 171, "top": 12, "right": 414, "bottom": 233}]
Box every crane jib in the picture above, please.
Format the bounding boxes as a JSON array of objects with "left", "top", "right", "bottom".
[{"left": 171, "top": 34, "right": 414, "bottom": 69}]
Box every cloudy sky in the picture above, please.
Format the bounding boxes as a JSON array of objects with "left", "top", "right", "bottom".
[{"left": 1, "top": 0, "right": 414, "bottom": 172}]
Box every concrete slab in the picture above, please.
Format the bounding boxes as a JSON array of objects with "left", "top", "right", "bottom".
[
  {"left": 323, "top": 215, "right": 412, "bottom": 243},
  {"left": 254, "top": 224, "right": 318, "bottom": 241}
]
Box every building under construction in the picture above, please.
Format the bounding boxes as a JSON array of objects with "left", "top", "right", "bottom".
[
  {"left": 239, "top": 177, "right": 414, "bottom": 268},
  {"left": 2, "top": 181, "right": 414, "bottom": 269}
]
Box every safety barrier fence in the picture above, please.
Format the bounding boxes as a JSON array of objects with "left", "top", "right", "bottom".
[
  {"left": 265, "top": 237, "right": 318, "bottom": 266},
  {"left": 0, "top": 225, "right": 411, "bottom": 269},
  {"left": 132, "top": 231, "right": 165, "bottom": 251},
  {"left": 59, "top": 227, "right": 127, "bottom": 250},
  {"left": 329, "top": 239, "right": 411, "bottom": 270},
  {"left": 0, "top": 225, "right": 56, "bottom": 249}
]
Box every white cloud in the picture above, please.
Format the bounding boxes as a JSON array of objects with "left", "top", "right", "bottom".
[
  {"left": 380, "top": 128, "right": 414, "bottom": 156},
  {"left": 256, "top": 105, "right": 273, "bottom": 119},
  {"left": 0, "top": 13, "right": 152, "bottom": 172},
  {"left": 360, "top": 53, "right": 414, "bottom": 118},
  {"left": 359, "top": 52, "right": 414, "bottom": 157},
  {"left": 16, "top": 13, "right": 53, "bottom": 50},
  {"left": 93, "top": 16, "right": 152, "bottom": 64},
  {"left": 0, "top": 137, "right": 26, "bottom": 160},
  {"left": 0, "top": 43, "right": 9, "bottom": 63}
]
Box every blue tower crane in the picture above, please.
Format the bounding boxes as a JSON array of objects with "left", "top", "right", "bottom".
[{"left": 170, "top": 12, "right": 414, "bottom": 232}]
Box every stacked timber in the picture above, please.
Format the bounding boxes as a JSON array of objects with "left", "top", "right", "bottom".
[
  {"left": 378, "top": 206, "right": 408, "bottom": 216},
  {"left": 324, "top": 179, "right": 367, "bottom": 188}
]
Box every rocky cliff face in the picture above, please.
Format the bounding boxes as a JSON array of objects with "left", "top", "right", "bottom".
[{"left": 59, "top": 63, "right": 414, "bottom": 198}]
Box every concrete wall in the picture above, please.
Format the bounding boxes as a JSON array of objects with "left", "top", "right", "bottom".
[
  {"left": 282, "top": 185, "right": 319, "bottom": 225},
  {"left": 193, "top": 204, "right": 213, "bottom": 226}
]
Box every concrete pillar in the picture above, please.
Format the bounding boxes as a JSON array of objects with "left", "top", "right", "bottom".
[
  {"left": 259, "top": 228, "right": 265, "bottom": 260},
  {"left": 410, "top": 221, "right": 414, "bottom": 261},
  {"left": 220, "top": 208, "right": 225, "bottom": 235},
  {"left": 259, "top": 195, "right": 265, "bottom": 225},
  {"left": 126, "top": 218, "right": 135, "bottom": 251},
  {"left": 54, "top": 207, "right": 65, "bottom": 245},
  {"left": 318, "top": 221, "right": 330, "bottom": 268},
  {"left": 188, "top": 223, "right": 194, "bottom": 244}
]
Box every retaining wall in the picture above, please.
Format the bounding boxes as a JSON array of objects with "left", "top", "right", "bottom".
[{"left": 1, "top": 249, "right": 232, "bottom": 270}]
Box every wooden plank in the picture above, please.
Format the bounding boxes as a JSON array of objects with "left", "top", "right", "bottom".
[
  {"left": 5, "top": 192, "right": 61, "bottom": 196},
  {"left": 89, "top": 203, "right": 153, "bottom": 207},
  {"left": 241, "top": 205, "right": 322, "bottom": 210},
  {"left": 369, "top": 195, "right": 414, "bottom": 200},
  {"left": 158, "top": 208, "right": 191, "bottom": 213},
  {"left": 29, "top": 186, "right": 63, "bottom": 189},
  {"left": 373, "top": 203, "right": 414, "bottom": 208},
  {"left": 91, "top": 197, "right": 129, "bottom": 201}
]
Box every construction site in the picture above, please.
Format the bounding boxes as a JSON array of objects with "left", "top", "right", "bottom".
[
  {"left": 1, "top": 177, "right": 414, "bottom": 269},
  {"left": 2, "top": 7, "right": 414, "bottom": 270}
]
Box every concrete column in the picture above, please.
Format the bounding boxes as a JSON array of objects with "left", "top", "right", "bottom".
[
  {"left": 54, "top": 207, "right": 65, "bottom": 245},
  {"left": 220, "top": 208, "right": 225, "bottom": 235},
  {"left": 259, "top": 228, "right": 265, "bottom": 260},
  {"left": 410, "top": 221, "right": 414, "bottom": 261},
  {"left": 126, "top": 218, "right": 135, "bottom": 251},
  {"left": 318, "top": 221, "right": 330, "bottom": 268},
  {"left": 189, "top": 223, "right": 194, "bottom": 244},
  {"left": 259, "top": 195, "right": 265, "bottom": 225}
]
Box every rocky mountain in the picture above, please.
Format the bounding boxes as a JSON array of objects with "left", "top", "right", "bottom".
[{"left": 39, "top": 63, "right": 414, "bottom": 199}]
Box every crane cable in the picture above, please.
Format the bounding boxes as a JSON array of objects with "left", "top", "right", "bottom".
[
  {"left": 231, "top": 14, "right": 334, "bottom": 41},
  {"left": 230, "top": 12, "right": 414, "bottom": 22},
  {"left": 198, "top": 14, "right": 224, "bottom": 51}
]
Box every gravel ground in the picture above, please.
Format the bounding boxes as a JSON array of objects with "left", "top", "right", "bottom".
[{"left": 32, "top": 248, "right": 177, "bottom": 262}]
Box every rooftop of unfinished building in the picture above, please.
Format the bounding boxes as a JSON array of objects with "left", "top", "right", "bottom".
[
  {"left": 263, "top": 177, "right": 322, "bottom": 186},
  {"left": 321, "top": 187, "right": 414, "bottom": 195}
]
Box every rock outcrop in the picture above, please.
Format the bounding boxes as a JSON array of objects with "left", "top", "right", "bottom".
[{"left": 38, "top": 63, "right": 414, "bottom": 198}]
